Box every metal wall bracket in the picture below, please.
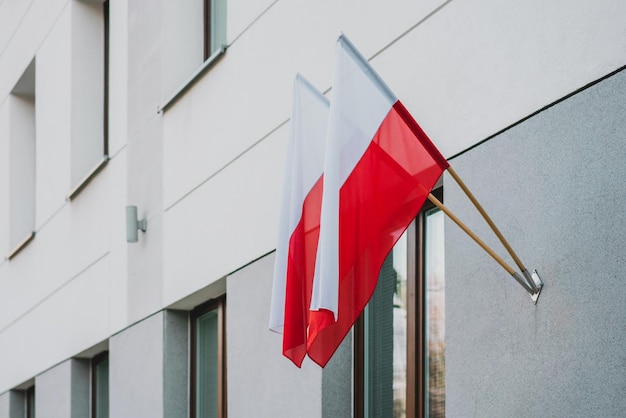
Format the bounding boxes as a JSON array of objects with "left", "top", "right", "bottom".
[
  {"left": 526, "top": 270, "right": 543, "bottom": 304},
  {"left": 512, "top": 269, "right": 544, "bottom": 304}
]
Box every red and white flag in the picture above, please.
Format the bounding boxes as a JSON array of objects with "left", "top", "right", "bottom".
[
  {"left": 306, "top": 34, "right": 449, "bottom": 367},
  {"left": 269, "top": 74, "right": 329, "bottom": 367}
]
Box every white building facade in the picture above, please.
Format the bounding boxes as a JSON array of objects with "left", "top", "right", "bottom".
[{"left": 1, "top": 0, "right": 626, "bottom": 417}]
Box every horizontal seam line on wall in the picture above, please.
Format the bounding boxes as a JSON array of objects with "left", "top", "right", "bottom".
[
  {"left": 448, "top": 62, "right": 626, "bottom": 161},
  {"left": 165, "top": 1, "right": 453, "bottom": 211},
  {"left": 0, "top": 0, "right": 37, "bottom": 63},
  {"left": 0, "top": 0, "right": 70, "bottom": 106},
  {"left": 228, "top": 0, "right": 279, "bottom": 47},
  {"left": 0, "top": 251, "right": 109, "bottom": 336},
  {"left": 369, "top": 0, "right": 454, "bottom": 61},
  {"left": 164, "top": 118, "right": 290, "bottom": 212}
]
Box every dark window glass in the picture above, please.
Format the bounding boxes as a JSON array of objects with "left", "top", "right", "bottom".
[
  {"left": 191, "top": 297, "right": 225, "bottom": 418},
  {"left": 26, "top": 386, "right": 35, "bottom": 418},
  {"left": 356, "top": 190, "right": 445, "bottom": 418},
  {"left": 203, "top": 0, "right": 226, "bottom": 60},
  {"left": 92, "top": 352, "right": 109, "bottom": 418}
]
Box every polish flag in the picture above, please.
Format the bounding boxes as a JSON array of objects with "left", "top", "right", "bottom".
[
  {"left": 269, "top": 74, "right": 329, "bottom": 367},
  {"left": 307, "top": 35, "right": 449, "bottom": 367}
]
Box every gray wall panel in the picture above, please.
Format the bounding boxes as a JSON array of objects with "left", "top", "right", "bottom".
[
  {"left": 110, "top": 313, "right": 164, "bottom": 418},
  {"left": 35, "top": 359, "right": 88, "bottom": 418},
  {"left": 0, "top": 391, "right": 24, "bottom": 418},
  {"left": 446, "top": 69, "right": 626, "bottom": 417},
  {"left": 226, "top": 253, "right": 325, "bottom": 418},
  {"left": 110, "top": 310, "right": 188, "bottom": 418},
  {"left": 163, "top": 310, "right": 189, "bottom": 418},
  {"left": 322, "top": 330, "right": 352, "bottom": 418}
]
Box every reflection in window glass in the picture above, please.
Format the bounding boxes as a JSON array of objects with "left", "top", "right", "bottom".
[
  {"left": 363, "top": 231, "right": 408, "bottom": 418},
  {"left": 196, "top": 309, "right": 219, "bottom": 418},
  {"left": 93, "top": 354, "right": 109, "bottom": 418},
  {"left": 425, "top": 209, "right": 445, "bottom": 417},
  {"left": 204, "top": 0, "right": 227, "bottom": 60},
  {"left": 26, "top": 386, "right": 35, "bottom": 418}
]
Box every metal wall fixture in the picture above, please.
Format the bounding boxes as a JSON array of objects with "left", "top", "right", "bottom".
[{"left": 126, "top": 206, "right": 147, "bottom": 243}]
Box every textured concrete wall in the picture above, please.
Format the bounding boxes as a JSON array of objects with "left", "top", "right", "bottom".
[
  {"left": 163, "top": 310, "right": 189, "bottom": 418},
  {"left": 445, "top": 69, "right": 626, "bottom": 417},
  {"left": 35, "top": 359, "right": 89, "bottom": 418},
  {"left": 322, "top": 330, "right": 352, "bottom": 418},
  {"left": 0, "top": 391, "right": 24, "bottom": 418}
]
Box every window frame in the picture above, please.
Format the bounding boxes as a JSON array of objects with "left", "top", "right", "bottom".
[
  {"left": 91, "top": 351, "right": 109, "bottom": 418},
  {"left": 203, "top": 0, "right": 226, "bottom": 61},
  {"left": 159, "top": 0, "right": 226, "bottom": 112},
  {"left": 190, "top": 295, "right": 227, "bottom": 418},
  {"left": 103, "top": 0, "right": 109, "bottom": 158},
  {"left": 65, "top": 0, "right": 110, "bottom": 201},
  {"left": 354, "top": 187, "right": 443, "bottom": 418},
  {"left": 203, "top": 0, "right": 212, "bottom": 61},
  {"left": 25, "top": 385, "right": 35, "bottom": 418},
  {"left": 6, "top": 58, "right": 37, "bottom": 261}
]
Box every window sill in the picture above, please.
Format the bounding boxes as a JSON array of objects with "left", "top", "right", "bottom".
[
  {"left": 66, "top": 156, "right": 110, "bottom": 201},
  {"left": 158, "top": 45, "right": 227, "bottom": 113},
  {"left": 6, "top": 231, "right": 35, "bottom": 260}
]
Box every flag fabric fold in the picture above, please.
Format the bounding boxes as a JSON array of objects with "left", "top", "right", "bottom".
[
  {"left": 271, "top": 35, "right": 449, "bottom": 368},
  {"left": 269, "top": 74, "right": 329, "bottom": 367},
  {"left": 306, "top": 34, "right": 449, "bottom": 367}
]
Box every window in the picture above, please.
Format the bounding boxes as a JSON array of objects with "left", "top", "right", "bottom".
[
  {"left": 66, "top": 0, "right": 109, "bottom": 200},
  {"left": 92, "top": 352, "right": 109, "bottom": 418},
  {"left": 203, "top": 0, "right": 227, "bottom": 60},
  {"left": 355, "top": 189, "right": 445, "bottom": 418},
  {"left": 6, "top": 58, "right": 36, "bottom": 260},
  {"left": 423, "top": 208, "right": 445, "bottom": 417},
  {"left": 26, "top": 386, "right": 35, "bottom": 418},
  {"left": 191, "top": 296, "right": 226, "bottom": 418},
  {"left": 103, "top": 0, "right": 109, "bottom": 157},
  {"left": 161, "top": 0, "right": 227, "bottom": 109}
]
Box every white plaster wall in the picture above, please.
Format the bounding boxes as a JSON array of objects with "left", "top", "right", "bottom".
[
  {"left": 163, "top": 0, "right": 447, "bottom": 210},
  {"left": 0, "top": 164, "right": 111, "bottom": 327},
  {"left": 0, "top": 0, "right": 122, "bottom": 394},
  {"left": 161, "top": 0, "right": 204, "bottom": 100},
  {"left": 2, "top": 0, "right": 626, "bottom": 402},
  {"left": 372, "top": 0, "right": 626, "bottom": 158},
  {"left": 35, "top": 359, "right": 89, "bottom": 418},
  {"left": 0, "top": 0, "right": 68, "bottom": 101},
  {"left": 163, "top": 122, "right": 284, "bottom": 305},
  {"left": 0, "top": 254, "right": 110, "bottom": 391},
  {"left": 162, "top": 0, "right": 626, "bottom": 308},
  {"left": 0, "top": 2, "right": 125, "bottom": 390},
  {"left": 126, "top": 116, "right": 164, "bottom": 323},
  {"left": 70, "top": 0, "right": 105, "bottom": 186},
  {"left": 35, "top": 5, "right": 72, "bottom": 230},
  {"left": 107, "top": 0, "right": 129, "bottom": 156},
  {"left": 127, "top": 0, "right": 163, "bottom": 140},
  {"left": 106, "top": 151, "right": 129, "bottom": 332},
  {"left": 109, "top": 312, "right": 164, "bottom": 418},
  {"left": 107, "top": 0, "right": 131, "bottom": 332},
  {"left": 0, "top": 102, "right": 9, "bottom": 255},
  {"left": 0, "top": 0, "right": 33, "bottom": 54},
  {"left": 7, "top": 95, "right": 35, "bottom": 248},
  {"left": 126, "top": 0, "right": 165, "bottom": 323}
]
